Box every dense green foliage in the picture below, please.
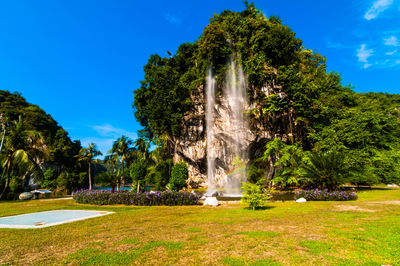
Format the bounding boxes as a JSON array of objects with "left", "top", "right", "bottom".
[
  {"left": 133, "top": 3, "right": 400, "bottom": 189},
  {"left": 241, "top": 182, "right": 271, "bottom": 210},
  {"left": 107, "top": 136, "right": 132, "bottom": 189},
  {"left": 0, "top": 91, "right": 88, "bottom": 199},
  {"left": 169, "top": 162, "right": 188, "bottom": 191},
  {"left": 97, "top": 136, "right": 174, "bottom": 192},
  {"left": 76, "top": 143, "right": 102, "bottom": 190}
]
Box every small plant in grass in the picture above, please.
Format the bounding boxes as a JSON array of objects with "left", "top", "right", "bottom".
[
  {"left": 295, "top": 189, "right": 357, "bottom": 201},
  {"left": 241, "top": 182, "right": 271, "bottom": 210}
]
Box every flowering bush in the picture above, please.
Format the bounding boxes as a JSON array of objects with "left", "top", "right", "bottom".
[
  {"left": 294, "top": 189, "right": 357, "bottom": 201},
  {"left": 73, "top": 189, "right": 200, "bottom": 206}
]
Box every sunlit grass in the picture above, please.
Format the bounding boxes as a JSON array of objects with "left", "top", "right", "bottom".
[{"left": 0, "top": 187, "right": 399, "bottom": 265}]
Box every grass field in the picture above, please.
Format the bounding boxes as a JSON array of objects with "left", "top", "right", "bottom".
[{"left": 1, "top": 187, "right": 399, "bottom": 265}]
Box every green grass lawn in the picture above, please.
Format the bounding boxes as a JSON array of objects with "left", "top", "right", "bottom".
[{"left": 1, "top": 187, "right": 400, "bottom": 265}]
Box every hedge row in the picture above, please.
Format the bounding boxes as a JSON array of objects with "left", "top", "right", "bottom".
[
  {"left": 295, "top": 189, "right": 358, "bottom": 201},
  {"left": 73, "top": 189, "right": 200, "bottom": 206}
]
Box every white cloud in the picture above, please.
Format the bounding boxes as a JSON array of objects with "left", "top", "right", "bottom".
[
  {"left": 364, "top": 0, "right": 393, "bottom": 20},
  {"left": 396, "top": 60, "right": 400, "bottom": 64},
  {"left": 357, "top": 44, "right": 374, "bottom": 68},
  {"left": 92, "top": 124, "right": 137, "bottom": 140},
  {"left": 85, "top": 124, "right": 138, "bottom": 157},
  {"left": 384, "top": 35, "right": 399, "bottom": 46},
  {"left": 362, "top": 63, "right": 372, "bottom": 69},
  {"left": 164, "top": 13, "right": 181, "bottom": 25},
  {"left": 82, "top": 124, "right": 139, "bottom": 157},
  {"left": 386, "top": 49, "right": 398, "bottom": 55}
]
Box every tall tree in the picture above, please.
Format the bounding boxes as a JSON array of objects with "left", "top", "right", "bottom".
[
  {"left": 108, "top": 136, "right": 133, "bottom": 190},
  {"left": 134, "top": 137, "right": 150, "bottom": 161},
  {"left": 76, "top": 143, "right": 102, "bottom": 190},
  {"left": 104, "top": 153, "right": 120, "bottom": 192}
]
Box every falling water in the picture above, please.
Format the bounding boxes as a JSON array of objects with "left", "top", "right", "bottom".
[
  {"left": 224, "top": 57, "right": 248, "bottom": 195},
  {"left": 206, "top": 68, "right": 216, "bottom": 194},
  {"left": 206, "top": 57, "right": 248, "bottom": 196}
]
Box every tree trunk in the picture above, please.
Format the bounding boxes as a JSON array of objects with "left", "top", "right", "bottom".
[
  {"left": 88, "top": 161, "right": 92, "bottom": 190},
  {"left": 265, "top": 156, "right": 275, "bottom": 188},
  {"left": 121, "top": 161, "right": 125, "bottom": 190},
  {"left": 0, "top": 160, "right": 12, "bottom": 200},
  {"left": 0, "top": 174, "right": 9, "bottom": 200},
  {"left": 289, "top": 108, "right": 294, "bottom": 144}
]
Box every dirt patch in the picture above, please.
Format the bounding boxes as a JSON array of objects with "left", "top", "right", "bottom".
[
  {"left": 334, "top": 205, "right": 376, "bottom": 212},
  {"left": 368, "top": 201, "right": 400, "bottom": 205}
]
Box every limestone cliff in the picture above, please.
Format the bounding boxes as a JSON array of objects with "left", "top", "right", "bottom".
[{"left": 172, "top": 77, "right": 295, "bottom": 189}]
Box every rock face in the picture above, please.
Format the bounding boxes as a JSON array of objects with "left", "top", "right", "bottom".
[{"left": 172, "top": 79, "right": 295, "bottom": 189}]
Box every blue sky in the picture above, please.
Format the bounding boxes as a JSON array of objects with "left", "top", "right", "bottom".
[{"left": 0, "top": 0, "right": 399, "bottom": 156}]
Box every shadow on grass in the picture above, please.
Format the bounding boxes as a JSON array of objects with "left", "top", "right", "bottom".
[
  {"left": 343, "top": 186, "right": 394, "bottom": 191},
  {"left": 243, "top": 206, "right": 276, "bottom": 211}
]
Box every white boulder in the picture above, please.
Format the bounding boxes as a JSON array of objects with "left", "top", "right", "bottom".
[
  {"left": 19, "top": 192, "right": 33, "bottom": 200},
  {"left": 296, "top": 197, "right": 307, "bottom": 203},
  {"left": 203, "top": 196, "right": 219, "bottom": 207}
]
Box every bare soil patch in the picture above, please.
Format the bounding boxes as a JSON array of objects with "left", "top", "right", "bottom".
[
  {"left": 334, "top": 205, "right": 376, "bottom": 212},
  {"left": 368, "top": 201, "right": 400, "bottom": 205}
]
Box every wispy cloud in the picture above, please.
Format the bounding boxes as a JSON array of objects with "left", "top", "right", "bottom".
[
  {"left": 86, "top": 124, "right": 138, "bottom": 156},
  {"left": 384, "top": 35, "right": 399, "bottom": 46},
  {"left": 364, "top": 0, "right": 393, "bottom": 20},
  {"left": 385, "top": 49, "right": 398, "bottom": 55},
  {"left": 164, "top": 13, "right": 181, "bottom": 25},
  {"left": 92, "top": 124, "right": 137, "bottom": 140},
  {"left": 357, "top": 44, "right": 374, "bottom": 68}
]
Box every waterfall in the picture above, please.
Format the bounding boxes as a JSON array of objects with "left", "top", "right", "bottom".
[
  {"left": 224, "top": 57, "right": 248, "bottom": 195},
  {"left": 206, "top": 68, "right": 216, "bottom": 194},
  {"left": 206, "top": 57, "right": 249, "bottom": 197}
]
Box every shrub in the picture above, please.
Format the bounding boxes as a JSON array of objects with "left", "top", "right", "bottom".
[
  {"left": 294, "top": 189, "right": 357, "bottom": 201},
  {"left": 241, "top": 182, "right": 271, "bottom": 210},
  {"left": 73, "top": 189, "right": 200, "bottom": 206},
  {"left": 41, "top": 169, "right": 57, "bottom": 190},
  {"left": 169, "top": 162, "right": 188, "bottom": 191},
  {"left": 301, "top": 151, "right": 349, "bottom": 190}
]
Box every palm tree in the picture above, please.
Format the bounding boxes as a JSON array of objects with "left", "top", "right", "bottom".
[
  {"left": 108, "top": 136, "right": 133, "bottom": 190},
  {"left": 146, "top": 146, "right": 170, "bottom": 190},
  {"left": 301, "top": 151, "right": 348, "bottom": 190},
  {"left": 76, "top": 143, "right": 102, "bottom": 190},
  {"left": 134, "top": 137, "right": 150, "bottom": 161},
  {"left": 0, "top": 117, "right": 43, "bottom": 200},
  {"left": 104, "top": 153, "right": 120, "bottom": 192}
]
